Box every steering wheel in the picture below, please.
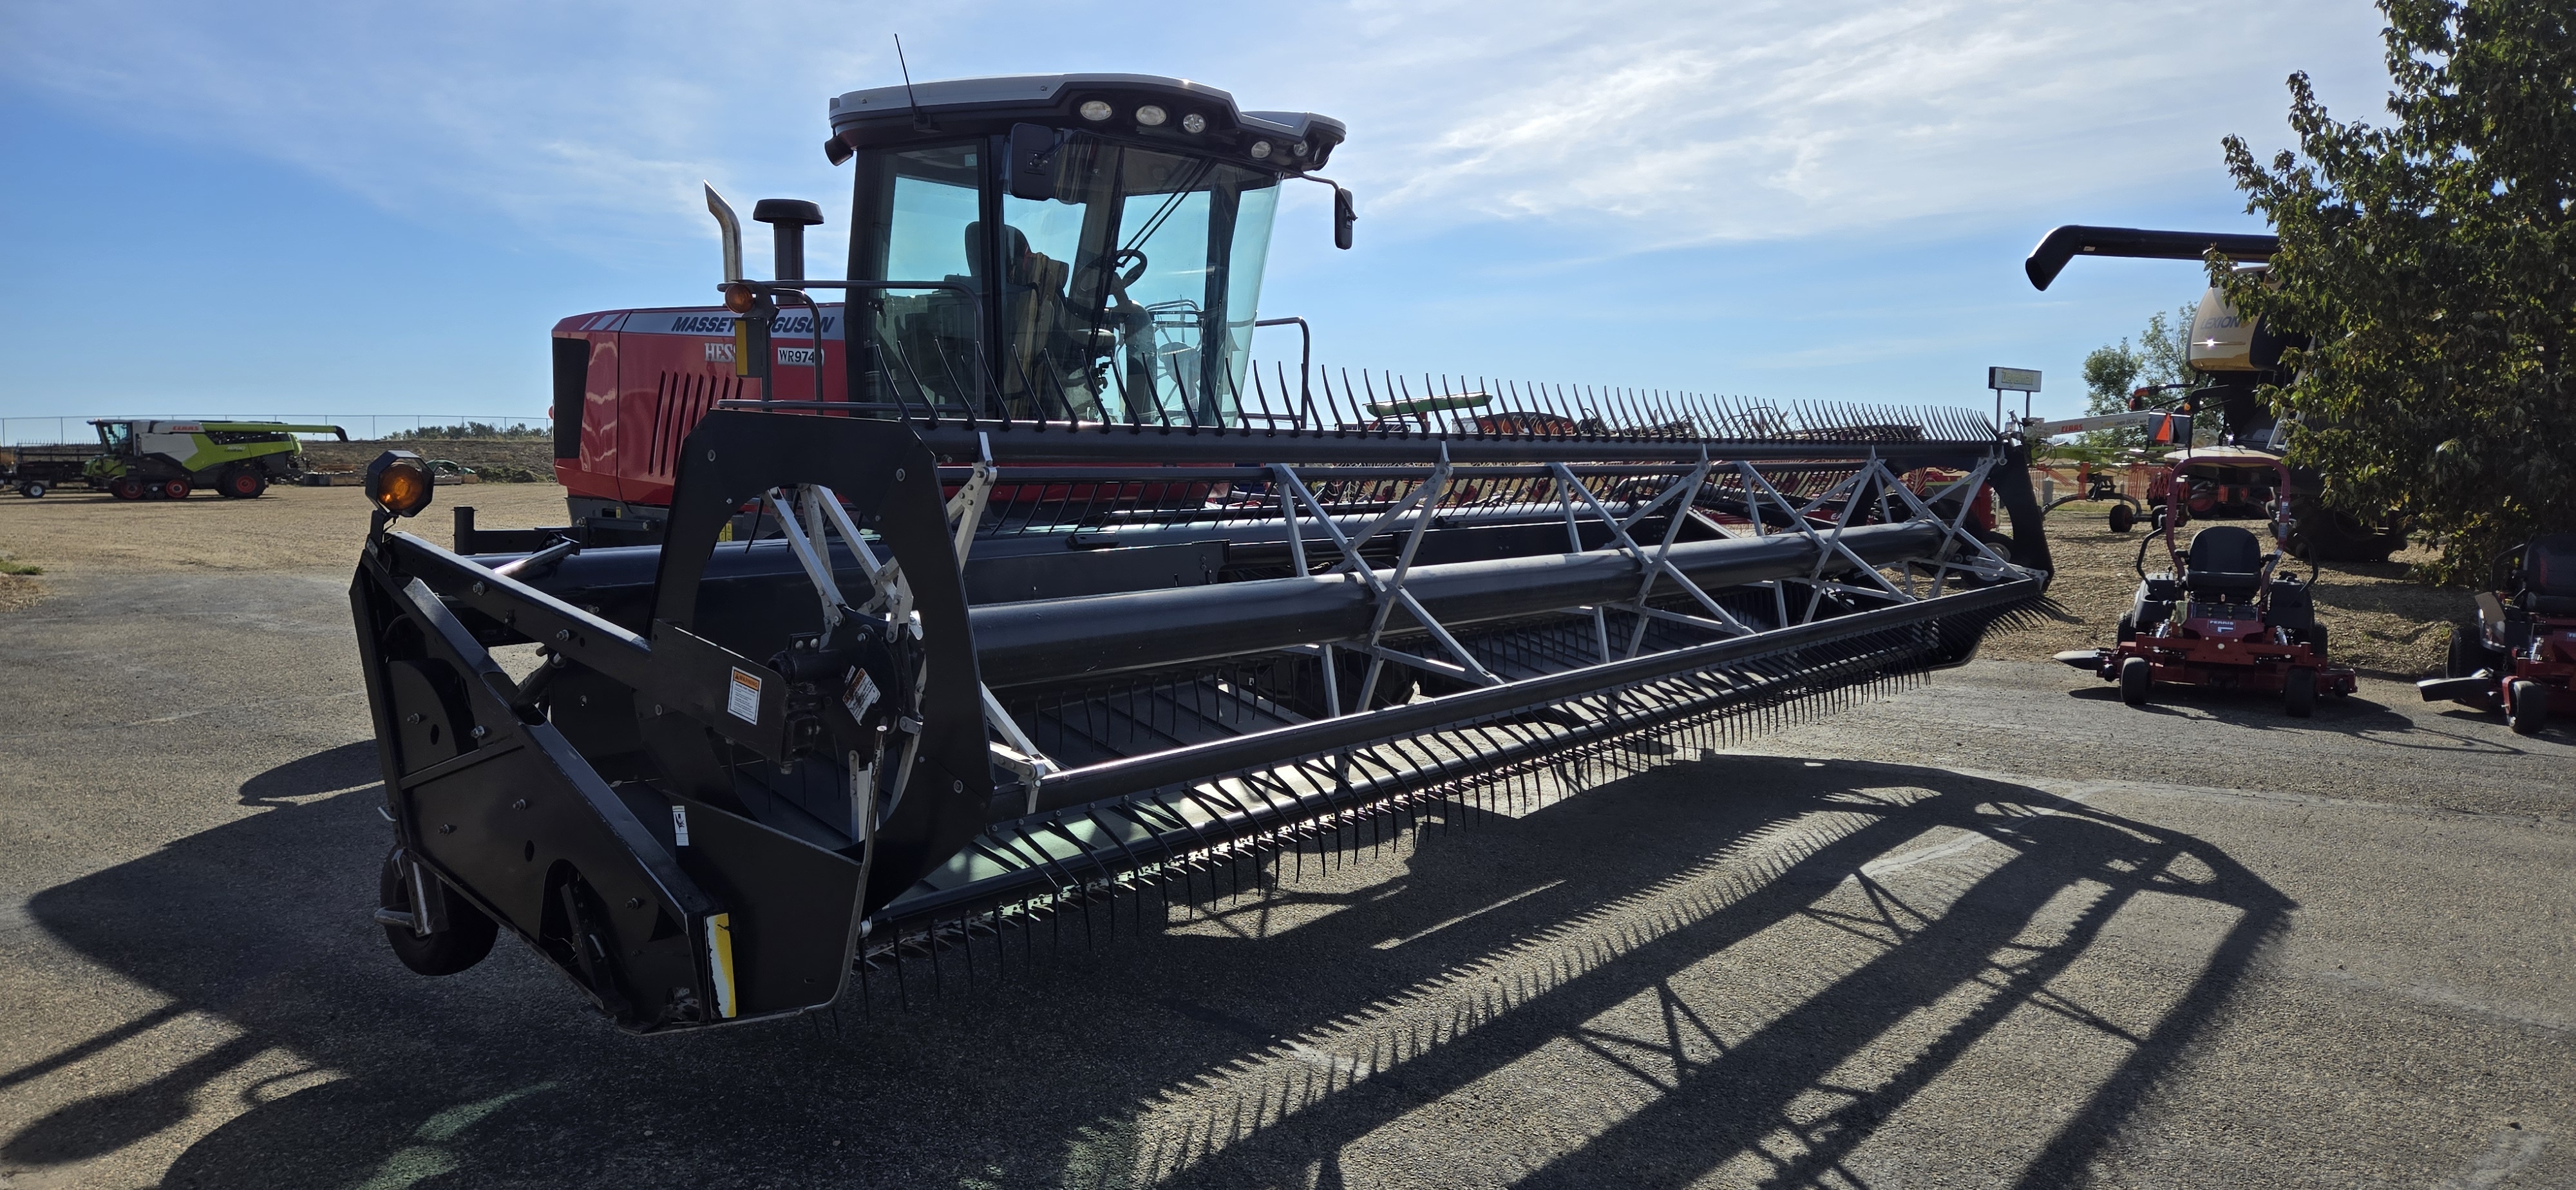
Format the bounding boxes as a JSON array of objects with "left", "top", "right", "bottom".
[{"left": 1091, "top": 248, "right": 1148, "bottom": 296}]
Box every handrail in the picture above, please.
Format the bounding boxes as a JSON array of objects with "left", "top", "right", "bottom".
[
  {"left": 1253, "top": 316, "right": 1312, "bottom": 422},
  {"left": 719, "top": 279, "right": 991, "bottom": 415}
]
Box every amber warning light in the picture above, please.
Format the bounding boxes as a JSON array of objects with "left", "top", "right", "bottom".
[{"left": 365, "top": 450, "right": 434, "bottom": 518}]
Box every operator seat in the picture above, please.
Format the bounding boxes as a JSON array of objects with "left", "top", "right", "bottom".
[
  {"left": 2183, "top": 525, "right": 2266, "bottom": 601},
  {"left": 2519, "top": 533, "right": 2576, "bottom": 616},
  {"left": 965, "top": 222, "right": 1076, "bottom": 417}
]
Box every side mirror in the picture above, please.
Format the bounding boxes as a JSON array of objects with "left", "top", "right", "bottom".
[
  {"left": 1008, "top": 124, "right": 1059, "bottom": 202},
  {"left": 1332, "top": 187, "right": 1356, "bottom": 250}
]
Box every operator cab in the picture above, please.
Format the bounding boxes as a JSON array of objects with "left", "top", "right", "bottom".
[{"left": 824, "top": 75, "right": 1347, "bottom": 426}]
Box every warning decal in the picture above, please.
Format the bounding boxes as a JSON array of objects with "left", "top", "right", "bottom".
[
  {"left": 844, "top": 670, "right": 880, "bottom": 723},
  {"left": 726, "top": 668, "right": 762, "bottom": 723}
]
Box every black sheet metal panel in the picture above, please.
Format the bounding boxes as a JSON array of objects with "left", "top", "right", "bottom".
[
  {"left": 351, "top": 562, "right": 724, "bottom": 1032},
  {"left": 662, "top": 790, "right": 867, "bottom": 1019},
  {"left": 1995, "top": 439, "right": 2054, "bottom": 576},
  {"left": 642, "top": 410, "right": 992, "bottom": 916},
  {"left": 642, "top": 619, "right": 791, "bottom": 750},
  {"left": 350, "top": 413, "right": 979, "bottom": 1029}
]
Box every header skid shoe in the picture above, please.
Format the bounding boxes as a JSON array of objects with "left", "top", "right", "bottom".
[{"left": 352, "top": 407, "right": 2047, "bottom": 1030}]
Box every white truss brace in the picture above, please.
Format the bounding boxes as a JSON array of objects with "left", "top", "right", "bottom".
[
  {"left": 939, "top": 434, "right": 1060, "bottom": 806},
  {"left": 946, "top": 438, "right": 996, "bottom": 563},
  {"left": 759, "top": 482, "right": 923, "bottom": 831},
  {"left": 1540, "top": 460, "right": 1757, "bottom": 659},
  {"left": 765, "top": 496, "right": 840, "bottom": 625},
  {"left": 1748, "top": 455, "right": 2017, "bottom": 622},
  {"left": 1802, "top": 460, "right": 1910, "bottom": 621},
  {"left": 768, "top": 431, "right": 1058, "bottom": 825},
  {"left": 1274, "top": 466, "right": 1343, "bottom": 718},
  {"left": 782, "top": 483, "right": 906, "bottom": 626},
  {"left": 1549, "top": 468, "right": 1615, "bottom": 663},
  {"left": 1875, "top": 457, "right": 2010, "bottom": 599},
  {"left": 1271, "top": 455, "right": 1502, "bottom": 715},
  {"left": 986, "top": 684, "right": 1055, "bottom": 814},
  {"left": 1625, "top": 453, "right": 1759, "bottom": 656}
]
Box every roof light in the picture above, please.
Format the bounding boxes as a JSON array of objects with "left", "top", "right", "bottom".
[
  {"left": 1294, "top": 140, "right": 1310, "bottom": 158},
  {"left": 1180, "top": 113, "right": 1206, "bottom": 134},
  {"left": 1249, "top": 141, "right": 1273, "bottom": 160},
  {"left": 1079, "top": 100, "right": 1112, "bottom": 122},
  {"left": 1135, "top": 104, "right": 1168, "bottom": 127}
]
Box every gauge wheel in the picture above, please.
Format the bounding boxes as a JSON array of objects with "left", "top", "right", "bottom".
[
  {"left": 2118, "top": 656, "right": 2151, "bottom": 706},
  {"left": 379, "top": 849, "right": 499, "bottom": 976},
  {"left": 2108, "top": 504, "right": 2135, "bottom": 533},
  {"left": 2284, "top": 667, "right": 2317, "bottom": 719},
  {"left": 2508, "top": 680, "right": 2551, "bottom": 737}
]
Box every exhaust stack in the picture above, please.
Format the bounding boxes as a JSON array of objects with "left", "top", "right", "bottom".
[{"left": 703, "top": 183, "right": 744, "bottom": 283}]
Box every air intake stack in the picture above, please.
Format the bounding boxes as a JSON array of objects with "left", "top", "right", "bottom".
[{"left": 752, "top": 198, "right": 824, "bottom": 283}]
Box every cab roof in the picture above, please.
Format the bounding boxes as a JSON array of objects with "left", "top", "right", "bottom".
[{"left": 827, "top": 73, "right": 1343, "bottom": 173}]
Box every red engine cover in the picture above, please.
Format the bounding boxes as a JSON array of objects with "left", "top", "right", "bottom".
[{"left": 553, "top": 305, "right": 848, "bottom": 507}]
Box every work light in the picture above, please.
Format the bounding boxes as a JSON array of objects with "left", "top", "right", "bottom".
[{"left": 365, "top": 451, "right": 434, "bottom": 518}]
